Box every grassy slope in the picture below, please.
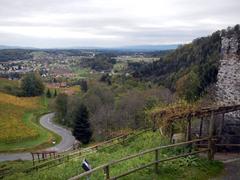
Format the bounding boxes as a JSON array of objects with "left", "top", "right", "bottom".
[
  {"left": 0, "top": 109, "right": 61, "bottom": 152},
  {"left": 4, "top": 131, "right": 223, "bottom": 180},
  {"left": 0, "top": 78, "right": 20, "bottom": 95},
  {"left": 0, "top": 78, "right": 19, "bottom": 88},
  {"left": 0, "top": 78, "right": 61, "bottom": 152}
]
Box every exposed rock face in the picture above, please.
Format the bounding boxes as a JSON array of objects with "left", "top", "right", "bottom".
[
  {"left": 216, "top": 34, "right": 240, "bottom": 105},
  {"left": 215, "top": 28, "right": 240, "bottom": 149}
]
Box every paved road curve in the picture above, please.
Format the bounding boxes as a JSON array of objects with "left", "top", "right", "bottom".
[{"left": 0, "top": 113, "right": 75, "bottom": 162}]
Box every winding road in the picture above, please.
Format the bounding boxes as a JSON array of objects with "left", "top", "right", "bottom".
[{"left": 0, "top": 113, "right": 75, "bottom": 162}]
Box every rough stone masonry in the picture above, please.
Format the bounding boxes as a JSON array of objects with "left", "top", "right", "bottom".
[{"left": 215, "top": 28, "right": 240, "bottom": 148}]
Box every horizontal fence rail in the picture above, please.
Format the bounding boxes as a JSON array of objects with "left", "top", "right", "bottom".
[
  {"left": 111, "top": 149, "right": 209, "bottom": 180},
  {"left": 69, "top": 137, "right": 210, "bottom": 180},
  {"left": 0, "top": 167, "right": 12, "bottom": 178}
]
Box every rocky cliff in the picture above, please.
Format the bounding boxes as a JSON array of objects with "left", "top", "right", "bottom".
[{"left": 215, "top": 26, "right": 240, "bottom": 148}]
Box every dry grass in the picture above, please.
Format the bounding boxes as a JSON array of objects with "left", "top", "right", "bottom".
[{"left": 0, "top": 92, "right": 42, "bottom": 143}]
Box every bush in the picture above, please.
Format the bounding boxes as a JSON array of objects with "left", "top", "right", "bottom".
[{"left": 176, "top": 71, "right": 201, "bottom": 102}]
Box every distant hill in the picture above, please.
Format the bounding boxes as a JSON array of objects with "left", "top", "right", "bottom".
[
  {"left": 0, "top": 45, "right": 35, "bottom": 50},
  {"left": 64, "top": 44, "right": 179, "bottom": 52},
  {"left": 0, "top": 44, "right": 178, "bottom": 51},
  {"left": 0, "top": 45, "right": 177, "bottom": 62},
  {"left": 0, "top": 45, "right": 20, "bottom": 49},
  {"left": 0, "top": 49, "right": 34, "bottom": 62},
  {"left": 113, "top": 44, "right": 179, "bottom": 51}
]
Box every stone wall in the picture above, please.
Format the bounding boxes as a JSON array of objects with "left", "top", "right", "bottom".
[{"left": 215, "top": 30, "right": 240, "bottom": 149}]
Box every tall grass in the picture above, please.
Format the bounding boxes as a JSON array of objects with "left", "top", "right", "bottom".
[
  {"left": 0, "top": 92, "right": 60, "bottom": 152},
  {"left": 4, "top": 131, "right": 223, "bottom": 180}
]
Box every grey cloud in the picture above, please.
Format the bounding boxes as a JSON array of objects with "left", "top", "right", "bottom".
[{"left": 0, "top": 0, "right": 239, "bottom": 47}]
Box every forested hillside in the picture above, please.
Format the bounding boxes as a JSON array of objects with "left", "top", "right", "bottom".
[
  {"left": 129, "top": 30, "right": 224, "bottom": 101},
  {"left": 129, "top": 25, "right": 240, "bottom": 102},
  {"left": 0, "top": 49, "right": 33, "bottom": 62}
]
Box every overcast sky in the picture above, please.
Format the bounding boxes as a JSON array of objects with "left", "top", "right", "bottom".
[{"left": 0, "top": 0, "right": 239, "bottom": 48}]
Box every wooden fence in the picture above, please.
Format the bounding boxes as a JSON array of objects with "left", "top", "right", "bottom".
[
  {"left": 24, "top": 128, "right": 151, "bottom": 172},
  {"left": 0, "top": 131, "right": 142, "bottom": 178},
  {"left": 69, "top": 137, "right": 211, "bottom": 180},
  {"left": 0, "top": 167, "right": 11, "bottom": 179}
]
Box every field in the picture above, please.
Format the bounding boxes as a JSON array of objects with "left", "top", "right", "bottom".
[
  {"left": 0, "top": 78, "right": 20, "bottom": 95},
  {"left": 0, "top": 79, "right": 60, "bottom": 152},
  {"left": 0, "top": 92, "right": 40, "bottom": 143},
  {"left": 46, "top": 84, "right": 81, "bottom": 96},
  {"left": 3, "top": 131, "right": 223, "bottom": 180},
  {"left": 0, "top": 78, "right": 19, "bottom": 88}
]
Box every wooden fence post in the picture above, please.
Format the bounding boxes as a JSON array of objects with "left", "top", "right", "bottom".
[
  {"left": 208, "top": 111, "right": 215, "bottom": 160},
  {"left": 218, "top": 113, "right": 225, "bottom": 136},
  {"left": 187, "top": 116, "right": 192, "bottom": 141},
  {"left": 186, "top": 116, "right": 192, "bottom": 152},
  {"left": 170, "top": 124, "right": 174, "bottom": 143},
  {"left": 31, "top": 153, "right": 35, "bottom": 166},
  {"left": 153, "top": 118, "right": 157, "bottom": 132},
  {"left": 155, "top": 149, "right": 159, "bottom": 174},
  {"left": 104, "top": 165, "right": 110, "bottom": 180},
  {"left": 58, "top": 155, "right": 61, "bottom": 163},
  {"left": 37, "top": 153, "right": 40, "bottom": 162},
  {"left": 199, "top": 117, "right": 203, "bottom": 138}
]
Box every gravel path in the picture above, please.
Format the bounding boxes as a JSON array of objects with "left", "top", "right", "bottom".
[
  {"left": 211, "top": 153, "right": 240, "bottom": 180},
  {"left": 0, "top": 113, "right": 75, "bottom": 162}
]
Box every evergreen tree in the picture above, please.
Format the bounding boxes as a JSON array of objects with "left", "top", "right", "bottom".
[
  {"left": 21, "top": 73, "right": 45, "bottom": 97},
  {"left": 55, "top": 93, "right": 68, "bottom": 124},
  {"left": 80, "top": 80, "right": 88, "bottom": 93},
  {"left": 100, "top": 74, "right": 112, "bottom": 85},
  {"left": 54, "top": 89, "right": 57, "bottom": 97},
  {"left": 72, "top": 104, "right": 92, "bottom": 144},
  {"left": 46, "top": 88, "right": 52, "bottom": 98}
]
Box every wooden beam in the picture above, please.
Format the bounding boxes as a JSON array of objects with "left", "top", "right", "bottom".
[
  {"left": 31, "top": 153, "right": 35, "bottom": 166},
  {"left": 218, "top": 113, "right": 225, "bottom": 136},
  {"left": 153, "top": 104, "right": 240, "bottom": 123},
  {"left": 37, "top": 153, "right": 40, "bottom": 162},
  {"left": 170, "top": 124, "right": 174, "bottom": 143},
  {"left": 187, "top": 116, "right": 192, "bottom": 141},
  {"left": 199, "top": 117, "right": 203, "bottom": 138},
  {"left": 68, "top": 138, "right": 209, "bottom": 180},
  {"left": 109, "top": 149, "right": 209, "bottom": 180},
  {"left": 198, "top": 143, "right": 240, "bottom": 147},
  {"left": 104, "top": 165, "right": 110, "bottom": 180},
  {"left": 155, "top": 149, "right": 159, "bottom": 174},
  {"left": 208, "top": 112, "right": 215, "bottom": 160}
]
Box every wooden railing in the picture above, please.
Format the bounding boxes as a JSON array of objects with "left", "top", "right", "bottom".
[
  {"left": 0, "top": 167, "right": 12, "bottom": 179},
  {"left": 69, "top": 137, "right": 211, "bottom": 180},
  {"left": 24, "top": 128, "right": 151, "bottom": 173}
]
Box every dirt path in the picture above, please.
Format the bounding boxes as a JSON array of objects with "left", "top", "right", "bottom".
[{"left": 211, "top": 153, "right": 240, "bottom": 180}]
